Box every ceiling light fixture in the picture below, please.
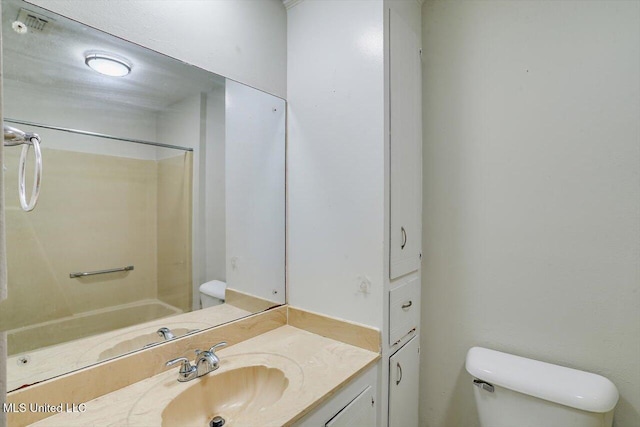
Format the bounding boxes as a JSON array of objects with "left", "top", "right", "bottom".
[{"left": 84, "top": 52, "right": 131, "bottom": 77}]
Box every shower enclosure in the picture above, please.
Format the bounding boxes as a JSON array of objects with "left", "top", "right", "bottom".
[{"left": 2, "top": 118, "right": 194, "bottom": 354}]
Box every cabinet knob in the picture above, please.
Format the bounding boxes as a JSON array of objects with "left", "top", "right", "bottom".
[
  {"left": 401, "top": 301, "right": 413, "bottom": 310},
  {"left": 396, "top": 362, "right": 403, "bottom": 385}
]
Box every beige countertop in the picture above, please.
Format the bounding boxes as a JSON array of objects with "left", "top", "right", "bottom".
[{"left": 29, "top": 325, "right": 380, "bottom": 427}]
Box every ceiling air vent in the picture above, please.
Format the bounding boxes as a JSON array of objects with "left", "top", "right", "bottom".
[{"left": 16, "top": 8, "right": 52, "bottom": 32}]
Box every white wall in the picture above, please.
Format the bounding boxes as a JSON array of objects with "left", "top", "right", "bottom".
[
  {"left": 420, "top": 1, "right": 640, "bottom": 426},
  {"left": 26, "top": 0, "right": 287, "bottom": 99},
  {"left": 204, "top": 87, "right": 226, "bottom": 286},
  {"left": 3, "top": 83, "right": 158, "bottom": 160},
  {"left": 286, "top": 0, "right": 385, "bottom": 328},
  {"left": 225, "top": 80, "right": 285, "bottom": 302}
]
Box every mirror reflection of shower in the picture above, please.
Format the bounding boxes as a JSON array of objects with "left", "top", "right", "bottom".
[
  {"left": 0, "top": 0, "right": 285, "bottom": 393},
  {"left": 3, "top": 123, "right": 42, "bottom": 211}
]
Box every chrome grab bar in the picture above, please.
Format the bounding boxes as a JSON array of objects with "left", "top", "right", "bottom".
[{"left": 69, "top": 265, "right": 134, "bottom": 278}]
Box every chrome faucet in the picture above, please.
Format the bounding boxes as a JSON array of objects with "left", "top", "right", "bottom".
[
  {"left": 157, "top": 327, "right": 175, "bottom": 340},
  {"left": 165, "top": 342, "right": 227, "bottom": 382}
]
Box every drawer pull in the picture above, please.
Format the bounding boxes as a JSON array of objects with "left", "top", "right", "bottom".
[
  {"left": 401, "top": 226, "right": 407, "bottom": 250},
  {"left": 396, "top": 362, "right": 403, "bottom": 385},
  {"left": 401, "top": 301, "right": 413, "bottom": 310}
]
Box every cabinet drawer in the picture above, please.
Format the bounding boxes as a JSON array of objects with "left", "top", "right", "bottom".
[{"left": 389, "top": 277, "right": 419, "bottom": 346}]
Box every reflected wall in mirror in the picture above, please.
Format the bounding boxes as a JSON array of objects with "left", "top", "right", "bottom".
[{"left": 0, "top": 0, "right": 285, "bottom": 391}]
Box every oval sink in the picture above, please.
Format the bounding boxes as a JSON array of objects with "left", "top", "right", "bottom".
[{"left": 161, "top": 365, "right": 289, "bottom": 427}]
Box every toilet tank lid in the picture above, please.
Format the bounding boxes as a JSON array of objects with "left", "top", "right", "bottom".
[
  {"left": 199, "top": 280, "right": 226, "bottom": 299},
  {"left": 465, "top": 347, "right": 618, "bottom": 413}
]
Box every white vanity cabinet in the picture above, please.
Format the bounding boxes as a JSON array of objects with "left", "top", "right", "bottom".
[
  {"left": 386, "top": 2, "right": 422, "bottom": 425},
  {"left": 294, "top": 366, "right": 377, "bottom": 427},
  {"left": 389, "top": 337, "right": 420, "bottom": 426},
  {"left": 389, "top": 6, "right": 422, "bottom": 281}
]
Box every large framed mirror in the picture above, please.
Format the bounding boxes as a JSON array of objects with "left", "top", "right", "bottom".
[{"left": 0, "top": 0, "right": 285, "bottom": 391}]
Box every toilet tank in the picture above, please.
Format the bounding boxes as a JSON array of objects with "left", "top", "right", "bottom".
[
  {"left": 465, "top": 347, "right": 618, "bottom": 427},
  {"left": 199, "top": 280, "right": 226, "bottom": 308}
]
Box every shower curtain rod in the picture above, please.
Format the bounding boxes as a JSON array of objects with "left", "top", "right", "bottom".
[{"left": 4, "top": 118, "right": 194, "bottom": 152}]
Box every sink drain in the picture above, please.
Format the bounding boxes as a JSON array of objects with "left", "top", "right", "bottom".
[{"left": 210, "top": 416, "right": 225, "bottom": 427}]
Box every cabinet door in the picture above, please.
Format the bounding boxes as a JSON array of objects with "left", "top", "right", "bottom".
[
  {"left": 389, "top": 7, "right": 422, "bottom": 280},
  {"left": 325, "top": 386, "right": 376, "bottom": 427},
  {"left": 293, "top": 366, "right": 377, "bottom": 427},
  {"left": 389, "top": 336, "right": 420, "bottom": 427}
]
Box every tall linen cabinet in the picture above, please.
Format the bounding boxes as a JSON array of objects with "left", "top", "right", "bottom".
[{"left": 286, "top": 1, "right": 422, "bottom": 426}]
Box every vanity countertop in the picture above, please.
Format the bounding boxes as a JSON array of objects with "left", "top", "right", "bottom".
[{"left": 29, "top": 325, "right": 380, "bottom": 427}]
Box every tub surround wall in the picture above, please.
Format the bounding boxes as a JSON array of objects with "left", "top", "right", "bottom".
[
  {"left": 157, "top": 153, "right": 193, "bottom": 312},
  {"left": 156, "top": 94, "right": 206, "bottom": 312},
  {"left": 6, "top": 300, "right": 180, "bottom": 355},
  {"left": 1, "top": 149, "right": 192, "bottom": 338},
  {"left": 0, "top": 80, "right": 193, "bottom": 335},
  {"left": 420, "top": 1, "right": 640, "bottom": 426},
  {"left": 2, "top": 149, "right": 159, "bottom": 329}
]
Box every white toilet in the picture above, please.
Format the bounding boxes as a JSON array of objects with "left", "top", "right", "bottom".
[
  {"left": 466, "top": 347, "right": 619, "bottom": 427},
  {"left": 199, "top": 280, "right": 226, "bottom": 308}
]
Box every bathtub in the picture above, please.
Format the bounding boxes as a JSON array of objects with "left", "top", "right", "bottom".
[{"left": 7, "top": 299, "right": 182, "bottom": 355}]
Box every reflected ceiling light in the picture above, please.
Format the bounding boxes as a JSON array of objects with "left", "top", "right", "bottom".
[{"left": 84, "top": 52, "right": 131, "bottom": 77}]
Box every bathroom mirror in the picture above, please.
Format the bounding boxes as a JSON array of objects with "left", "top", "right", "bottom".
[{"left": 0, "top": 0, "right": 285, "bottom": 391}]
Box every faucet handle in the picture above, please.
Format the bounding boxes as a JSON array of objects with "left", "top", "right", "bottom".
[
  {"left": 166, "top": 357, "right": 192, "bottom": 372},
  {"left": 166, "top": 357, "right": 197, "bottom": 382},
  {"left": 208, "top": 341, "right": 227, "bottom": 354}
]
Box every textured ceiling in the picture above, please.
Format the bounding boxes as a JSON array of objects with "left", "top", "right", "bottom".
[{"left": 2, "top": 0, "right": 225, "bottom": 114}]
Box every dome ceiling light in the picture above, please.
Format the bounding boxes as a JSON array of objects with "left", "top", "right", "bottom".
[{"left": 85, "top": 52, "right": 131, "bottom": 77}]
